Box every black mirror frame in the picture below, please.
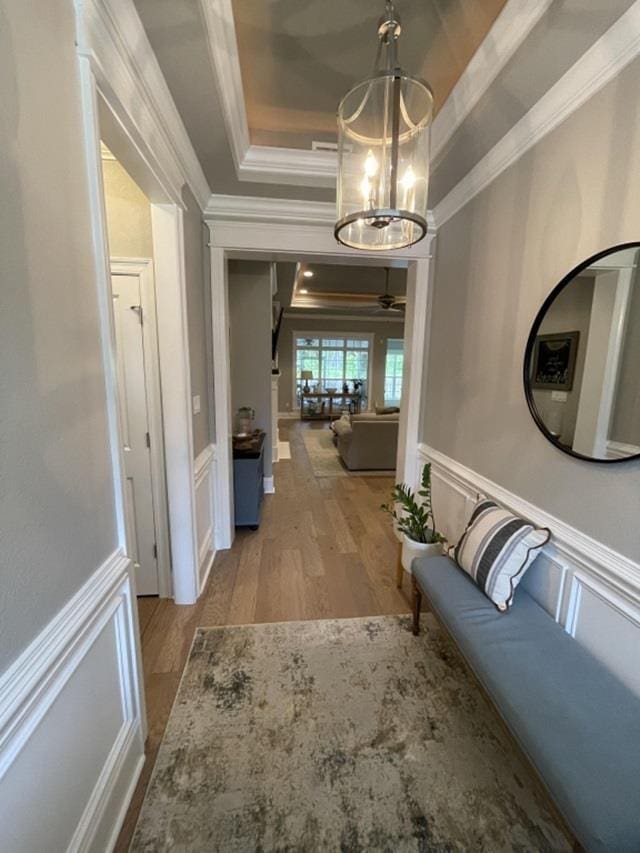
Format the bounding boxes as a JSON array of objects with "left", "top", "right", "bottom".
[{"left": 523, "top": 241, "right": 640, "bottom": 464}]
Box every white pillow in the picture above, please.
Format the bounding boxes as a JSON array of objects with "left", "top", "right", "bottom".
[
  {"left": 454, "top": 499, "right": 550, "bottom": 611},
  {"left": 332, "top": 416, "right": 352, "bottom": 437}
]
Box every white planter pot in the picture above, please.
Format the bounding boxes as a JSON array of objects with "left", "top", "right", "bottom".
[{"left": 401, "top": 535, "right": 442, "bottom": 573}]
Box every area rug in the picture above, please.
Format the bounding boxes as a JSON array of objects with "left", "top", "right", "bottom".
[
  {"left": 131, "top": 616, "right": 569, "bottom": 852},
  {"left": 301, "top": 428, "right": 393, "bottom": 478}
]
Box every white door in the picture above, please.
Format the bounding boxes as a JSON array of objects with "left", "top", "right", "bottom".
[{"left": 111, "top": 272, "right": 159, "bottom": 594}]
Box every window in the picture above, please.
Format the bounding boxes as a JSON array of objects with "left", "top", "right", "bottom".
[
  {"left": 384, "top": 339, "right": 404, "bottom": 407},
  {"left": 294, "top": 333, "right": 372, "bottom": 405}
]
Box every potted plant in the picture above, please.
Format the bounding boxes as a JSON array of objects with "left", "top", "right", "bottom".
[{"left": 381, "top": 463, "right": 446, "bottom": 572}]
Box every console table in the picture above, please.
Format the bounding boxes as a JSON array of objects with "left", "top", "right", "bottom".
[{"left": 300, "top": 392, "right": 361, "bottom": 420}]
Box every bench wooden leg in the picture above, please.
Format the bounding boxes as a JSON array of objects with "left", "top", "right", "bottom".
[
  {"left": 411, "top": 575, "right": 422, "bottom": 636},
  {"left": 396, "top": 544, "right": 404, "bottom": 589}
]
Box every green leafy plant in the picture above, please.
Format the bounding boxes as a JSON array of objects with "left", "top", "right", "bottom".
[{"left": 381, "top": 463, "right": 445, "bottom": 544}]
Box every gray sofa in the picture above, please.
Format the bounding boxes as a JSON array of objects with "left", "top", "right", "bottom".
[
  {"left": 412, "top": 555, "right": 640, "bottom": 852},
  {"left": 334, "top": 412, "right": 398, "bottom": 470}
]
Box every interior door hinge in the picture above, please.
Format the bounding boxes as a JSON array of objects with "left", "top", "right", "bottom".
[
  {"left": 145, "top": 431, "right": 151, "bottom": 448},
  {"left": 153, "top": 543, "right": 158, "bottom": 559}
]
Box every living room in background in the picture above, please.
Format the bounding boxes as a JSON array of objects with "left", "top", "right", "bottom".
[
  {"left": 293, "top": 332, "right": 374, "bottom": 414},
  {"left": 385, "top": 338, "right": 404, "bottom": 407}
]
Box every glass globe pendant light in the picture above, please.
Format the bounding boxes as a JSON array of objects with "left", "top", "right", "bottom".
[{"left": 335, "top": 0, "right": 433, "bottom": 251}]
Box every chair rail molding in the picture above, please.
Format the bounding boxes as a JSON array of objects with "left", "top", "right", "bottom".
[
  {"left": 417, "top": 443, "right": 640, "bottom": 696},
  {"left": 0, "top": 550, "right": 145, "bottom": 851},
  {"left": 433, "top": 0, "right": 640, "bottom": 229},
  {"left": 76, "top": 0, "right": 211, "bottom": 209},
  {"left": 417, "top": 443, "right": 640, "bottom": 605}
]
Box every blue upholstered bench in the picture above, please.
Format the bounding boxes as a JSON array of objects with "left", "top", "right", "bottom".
[{"left": 411, "top": 555, "right": 640, "bottom": 853}]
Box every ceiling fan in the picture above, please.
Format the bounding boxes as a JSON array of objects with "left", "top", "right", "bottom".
[{"left": 375, "top": 268, "right": 405, "bottom": 313}]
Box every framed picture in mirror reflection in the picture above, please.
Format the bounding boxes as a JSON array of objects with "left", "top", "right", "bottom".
[{"left": 531, "top": 331, "right": 579, "bottom": 391}]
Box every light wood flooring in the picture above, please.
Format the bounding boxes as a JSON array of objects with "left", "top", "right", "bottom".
[{"left": 115, "top": 419, "right": 410, "bottom": 850}]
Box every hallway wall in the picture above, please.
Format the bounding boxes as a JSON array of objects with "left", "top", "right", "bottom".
[
  {"left": 0, "top": 1, "right": 144, "bottom": 850},
  {"left": 423, "top": 55, "right": 640, "bottom": 561}
]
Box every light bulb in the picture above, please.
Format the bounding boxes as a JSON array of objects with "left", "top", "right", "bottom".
[
  {"left": 364, "top": 150, "right": 378, "bottom": 177},
  {"left": 401, "top": 166, "right": 416, "bottom": 190}
]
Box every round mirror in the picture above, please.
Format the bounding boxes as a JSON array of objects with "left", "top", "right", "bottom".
[{"left": 524, "top": 243, "right": 640, "bottom": 463}]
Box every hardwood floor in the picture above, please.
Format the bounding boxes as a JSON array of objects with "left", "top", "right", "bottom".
[{"left": 115, "top": 419, "right": 409, "bottom": 850}]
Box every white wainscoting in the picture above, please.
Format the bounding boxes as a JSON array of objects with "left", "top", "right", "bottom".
[
  {"left": 0, "top": 550, "right": 145, "bottom": 852},
  {"left": 417, "top": 444, "right": 640, "bottom": 697},
  {"left": 194, "top": 444, "right": 216, "bottom": 593}
]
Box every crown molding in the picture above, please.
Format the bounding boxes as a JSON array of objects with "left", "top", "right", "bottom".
[
  {"left": 77, "top": 0, "right": 211, "bottom": 210},
  {"left": 430, "top": 0, "right": 554, "bottom": 166},
  {"left": 205, "top": 193, "right": 336, "bottom": 224},
  {"left": 239, "top": 145, "right": 336, "bottom": 188},
  {"left": 205, "top": 193, "right": 437, "bottom": 236},
  {"left": 433, "top": 0, "right": 640, "bottom": 230},
  {"left": 197, "top": 0, "right": 250, "bottom": 172}
]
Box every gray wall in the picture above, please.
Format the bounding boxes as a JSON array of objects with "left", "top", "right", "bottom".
[
  {"left": 0, "top": 0, "right": 117, "bottom": 670},
  {"left": 423, "top": 55, "right": 640, "bottom": 562},
  {"left": 182, "top": 186, "right": 212, "bottom": 458},
  {"left": 277, "top": 316, "right": 405, "bottom": 413},
  {"left": 228, "top": 261, "right": 273, "bottom": 477}
]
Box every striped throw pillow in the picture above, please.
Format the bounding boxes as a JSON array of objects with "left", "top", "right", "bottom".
[{"left": 454, "top": 499, "right": 550, "bottom": 612}]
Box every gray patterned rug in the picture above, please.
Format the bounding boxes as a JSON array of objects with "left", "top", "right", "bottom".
[{"left": 131, "top": 616, "right": 569, "bottom": 852}]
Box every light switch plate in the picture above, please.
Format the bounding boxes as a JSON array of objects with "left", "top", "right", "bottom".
[
  {"left": 192, "top": 395, "right": 201, "bottom": 414},
  {"left": 551, "top": 391, "right": 568, "bottom": 402}
]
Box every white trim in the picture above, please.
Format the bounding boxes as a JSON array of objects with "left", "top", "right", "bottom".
[
  {"left": 283, "top": 312, "right": 406, "bottom": 324},
  {"left": 152, "top": 205, "right": 200, "bottom": 604},
  {"left": 0, "top": 549, "right": 145, "bottom": 852},
  {"left": 430, "top": 0, "right": 554, "bottom": 165},
  {"left": 209, "top": 247, "right": 235, "bottom": 550},
  {"left": 205, "top": 194, "right": 336, "bottom": 225},
  {"left": 433, "top": 1, "right": 640, "bottom": 228},
  {"left": 263, "top": 476, "right": 275, "bottom": 494},
  {"left": 417, "top": 443, "right": 640, "bottom": 606},
  {"left": 396, "top": 256, "right": 433, "bottom": 484},
  {"left": 194, "top": 443, "right": 216, "bottom": 593},
  {"left": 277, "top": 411, "right": 299, "bottom": 420},
  {"left": 208, "top": 219, "right": 433, "bottom": 260},
  {"left": 76, "top": 0, "right": 210, "bottom": 209},
  {"left": 197, "top": 0, "right": 249, "bottom": 173},
  {"left": 239, "top": 145, "right": 336, "bottom": 188},
  {"left": 607, "top": 440, "right": 640, "bottom": 459},
  {"left": 110, "top": 258, "right": 173, "bottom": 598}
]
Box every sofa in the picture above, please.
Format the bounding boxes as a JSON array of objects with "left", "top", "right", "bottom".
[
  {"left": 332, "top": 412, "right": 399, "bottom": 470},
  {"left": 411, "top": 555, "right": 640, "bottom": 852}
]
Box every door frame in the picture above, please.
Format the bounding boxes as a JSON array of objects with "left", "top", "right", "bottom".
[
  {"left": 110, "top": 258, "right": 173, "bottom": 598},
  {"left": 77, "top": 55, "right": 201, "bottom": 605},
  {"left": 207, "top": 221, "right": 436, "bottom": 550}
]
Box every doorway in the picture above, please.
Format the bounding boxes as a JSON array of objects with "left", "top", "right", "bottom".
[{"left": 101, "top": 148, "right": 172, "bottom": 598}]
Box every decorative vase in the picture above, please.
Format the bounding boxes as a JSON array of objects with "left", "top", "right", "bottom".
[{"left": 401, "top": 534, "right": 442, "bottom": 573}]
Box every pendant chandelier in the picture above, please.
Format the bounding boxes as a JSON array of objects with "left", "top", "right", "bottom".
[{"left": 334, "top": 0, "right": 433, "bottom": 251}]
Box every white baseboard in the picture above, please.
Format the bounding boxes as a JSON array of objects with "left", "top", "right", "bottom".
[
  {"left": 277, "top": 411, "right": 298, "bottom": 420},
  {"left": 417, "top": 443, "right": 640, "bottom": 696},
  {"left": 263, "top": 476, "right": 275, "bottom": 494},
  {"left": 0, "top": 549, "right": 145, "bottom": 851}
]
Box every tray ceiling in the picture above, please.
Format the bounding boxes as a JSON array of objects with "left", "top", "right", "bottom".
[{"left": 232, "top": 0, "right": 509, "bottom": 150}]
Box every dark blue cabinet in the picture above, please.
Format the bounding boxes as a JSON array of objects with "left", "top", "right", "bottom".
[{"left": 233, "top": 432, "right": 265, "bottom": 529}]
